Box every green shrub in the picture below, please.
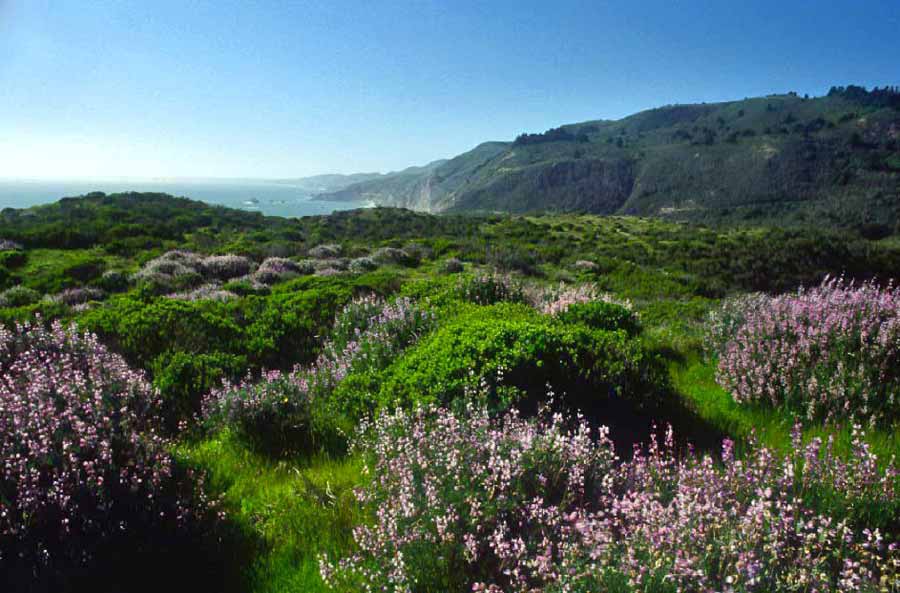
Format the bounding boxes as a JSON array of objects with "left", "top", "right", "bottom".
[
  {"left": 0, "top": 285, "right": 42, "bottom": 308},
  {"left": 555, "top": 301, "right": 642, "bottom": 336},
  {"left": 0, "top": 250, "right": 26, "bottom": 269},
  {"left": 151, "top": 351, "right": 247, "bottom": 431},
  {"left": 377, "top": 304, "right": 664, "bottom": 414},
  {"left": 97, "top": 270, "right": 130, "bottom": 293}
]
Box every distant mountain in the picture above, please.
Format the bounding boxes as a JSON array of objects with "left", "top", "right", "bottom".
[
  {"left": 317, "top": 86, "right": 900, "bottom": 232},
  {"left": 270, "top": 172, "right": 384, "bottom": 194}
]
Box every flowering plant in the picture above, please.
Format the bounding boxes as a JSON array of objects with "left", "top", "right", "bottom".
[
  {"left": 0, "top": 320, "right": 214, "bottom": 570},
  {"left": 526, "top": 281, "right": 632, "bottom": 316},
  {"left": 321, "top": 403, "right": 900, "bottom": 593},
  {"left": 710, "top": 276, "right": 900, "bottom": 424}
]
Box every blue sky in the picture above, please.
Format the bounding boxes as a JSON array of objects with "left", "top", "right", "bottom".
[{"left": 1, "top": 0, "right": 897, "bottom": 179}]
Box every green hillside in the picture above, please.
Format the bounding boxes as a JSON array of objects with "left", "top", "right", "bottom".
[{"left": 319, "top": 86, "right": 900, "bottom": 233}]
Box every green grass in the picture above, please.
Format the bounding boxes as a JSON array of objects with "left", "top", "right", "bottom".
[
  {"left": 177, "top": 430, "right": 363, "bottom": 593},
  {"left": 671, "top": 357, "right": 900, "bottom": 462}
]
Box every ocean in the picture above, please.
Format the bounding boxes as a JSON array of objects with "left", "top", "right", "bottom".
[{"left": 0, "top": 179, "right": 368, "bottom": 218}]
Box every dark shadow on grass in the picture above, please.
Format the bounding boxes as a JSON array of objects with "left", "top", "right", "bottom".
[
  {"left": 4, "top": 469, "right": 265, "bottom": 593},
  {"left": 506, "top": 365, "right": 727, "bottom": 459}
]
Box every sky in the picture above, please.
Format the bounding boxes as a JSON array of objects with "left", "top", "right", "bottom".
[{"left": 0, "top": 0, "right": 898, "bottom": 180}]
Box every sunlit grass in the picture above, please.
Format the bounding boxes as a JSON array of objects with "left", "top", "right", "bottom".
[{"left": 177, "top": 430, "right": 363, "bottom": 593}]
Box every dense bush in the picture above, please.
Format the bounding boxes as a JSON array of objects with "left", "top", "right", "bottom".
[
  {"left": 321, "top": 404, "right": 899, "bottom": 593},
  {"left": 0, "top": 285, "right": 41, "bottom": 308},
  {"left": 710, "top": 276, "right": 900, "bottom": 424},
  {"left": 348, "top": 256, "right": 378, "bottom": 273},
  {"left": 97, "top": 269, "right": 130, "bottom": 293},
  {"left": 378, "top": 304, "right": 660, "bottom": 413},
  {"left": 555, "top": 300, "right": 642, "bottom": 336},
  {"left": 443, "top": 257, "right": 464, "bottom": 273},
  {"left": 167, "top": 283, "right": 239, "bottom": 302},
  {"left": 132, "top": 250, "right": 205, "bottom": 293},
  {"left": 0, "top": 321, "right": 215, "bottom": 574},
  {"left": 204, "top": 296, "right": 435, "bottom": 455},
  {"left": 309, "top": 243, "right": 342, "bottom": 259},
  {"left": 150, "top": 351, "right": 246, "bottom": 431}
]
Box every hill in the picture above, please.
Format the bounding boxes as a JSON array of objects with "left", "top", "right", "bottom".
[{"left": 317, "top": 86, "right": 900, "bottom": 233}]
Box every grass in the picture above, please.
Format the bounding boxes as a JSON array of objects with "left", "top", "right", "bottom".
[{"left": 177, "top": 430, "right": 364, "bottom": 593}]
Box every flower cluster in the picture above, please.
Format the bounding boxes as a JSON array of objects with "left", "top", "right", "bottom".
[
  {"left": 167, "top": 283, "right": 239, "bottom": 302},
  {"left": 710, "top": 276, "right": 900, "bottom": 424},
  {"left": 50, "top": 286, "right": 105, "bottom": 306},
  {"left": 0, "top": 320, "right": 213, "bottom": 568},
  {"left": 133, "top": 250, "right": 259, "bottom": 291},
  {"left": 321, "top": 404, "right": 900, "bottom": 593},
  {"left": 527, "top": 282, "right": 632, "bottom": 316},
  {"left": 251, "top": 257, "right": 313, "bottom": 285}
]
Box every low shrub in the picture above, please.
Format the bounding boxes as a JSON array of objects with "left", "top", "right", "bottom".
[
  {"left": 555, "top": 301, "right": 642, "bottom": 336},
  {"left": 132, "top": 250, "right": 205, "bottom": 293},
  {"left": 316, "top": 267, "right": 344, "bottom": 277},
  {"left": 202, "top": 367, "right": 347, "bottom": 457},
  {"left": 51, "top": 286, "right": 105, "bottom": 306},
  {"left": 151, "top": 350, "right": 247, "bottom": 432},
  {"left": 223, "top": 277, "right": 271, "bottom": 296},
  {"left": 167, "top": 284, "right": 239, "bottom": 302},
  {"left": 203, "top": 296, "right": 435, "bottom": 455},
  {"left": 0, "top": 285, "right": 41, "bottom": 308},
  {"left": 252, "top": 257, "right": 312, "bottom": 285},
  {"left": 309, "top": 243, "right": 342, "bottom": 259},
  {"left": 97, "top": 269, "right": 130, "bottom": 293},
  {"left": 201, "top": 254, "right": 255, "bottom": 280},
  {"left": 348, "top": 256, "right": 378, "bottom": 273},
  {"left": 0, "top": 239, "right": 24, "bottom": 251},
  {"left": 372, "top": 246, "right": 417, "bottom": 267},
  {"left": 526, "top": 281, "right": 632, "bottom": 316},
  {"left": 573, "top": 259, "right": 599, "bottom": 272},
  {"left": 443, "top": 257, "right": 464, "bottom": 273}
]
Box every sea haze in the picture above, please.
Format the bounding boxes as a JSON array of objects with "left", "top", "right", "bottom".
[{"left": 0, "top": 178, "right": 368, "bottom": 218}]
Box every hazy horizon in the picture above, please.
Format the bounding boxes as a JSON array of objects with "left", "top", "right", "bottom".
[{"left": 2, "top": 0, "right": 898, "bottom": 179}]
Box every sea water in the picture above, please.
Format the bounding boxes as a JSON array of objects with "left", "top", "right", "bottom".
[{"left": 0, "top": 178, "right": 367, "bottom": 218}]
